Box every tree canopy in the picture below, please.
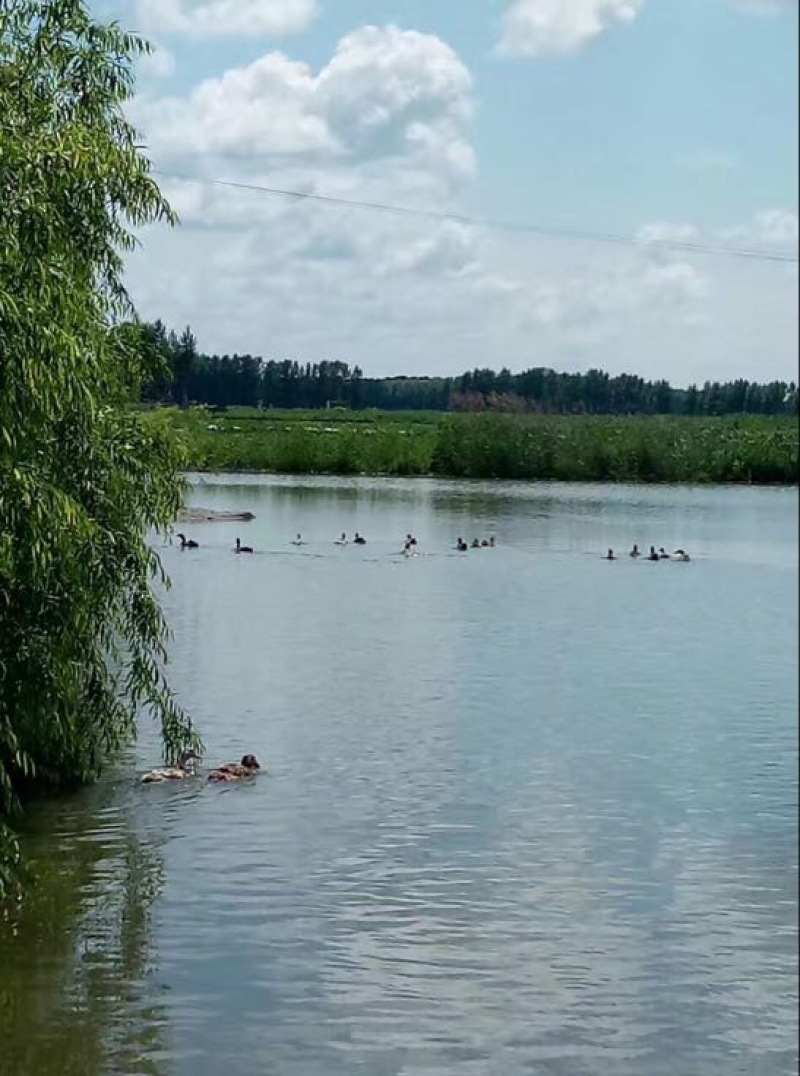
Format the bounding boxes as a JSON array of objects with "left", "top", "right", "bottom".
[
  {"left": 0, "top": 0, "right": 199, "bottom": 899},
  {"left": 138, "top": 320, "right": 798, "bottom": 417}
]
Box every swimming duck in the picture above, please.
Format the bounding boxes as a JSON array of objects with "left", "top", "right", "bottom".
[
  {"left": 291, "top": 533, "right": 305, "bottom": 546},
  {"left": 141, "top": 750, "right": 201, "bottom": 784},
  {"left": 177, "top": 533, "right": 199, "bottom": 549},
  {"left": 658, "top": 547, "right": 671, "bottom": 559},
  {"left": 235, "top": 537, "right": 254, "bottom": 554},
  {"left": 334, "top": 533, "right": 348, "bottom": 545},
  {"left": 207, "top": 754, "right": 262, "bottom": 782},
  {"left": 605, "top": 548, "right": 616, "bottom": 560},
  {"left": 354, "top": 533, "right": 366, "bottom": 545},
  {"left": 674, "top": 549, "right": 691, "bottom": 562}
]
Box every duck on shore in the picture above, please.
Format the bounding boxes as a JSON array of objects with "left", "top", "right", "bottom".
[
  {"left": 177, "top": 533, "right": 199, "bottom": 549},
  {"left": 207, "top": 754, "right": 262, "bottom": 782},
  {"left": 141, "top": 750, "right": 201, "bottom": 784}
]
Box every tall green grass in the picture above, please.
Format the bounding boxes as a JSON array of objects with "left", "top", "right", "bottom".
[{"left": 153, "top": 407, "right": 798, "bottom": 484}]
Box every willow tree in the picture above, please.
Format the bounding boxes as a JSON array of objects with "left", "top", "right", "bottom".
[{"left": 0, "top": 0, "right": 199, "bottom": 898}]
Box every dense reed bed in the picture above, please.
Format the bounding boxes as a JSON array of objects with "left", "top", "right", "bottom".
[{"left": 154, "top": 407, "right": 798, "bottom": 484}]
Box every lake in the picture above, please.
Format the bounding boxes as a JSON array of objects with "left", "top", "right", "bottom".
[{"left": 1, "top": 476, "right": 797, "bottom": 1076}]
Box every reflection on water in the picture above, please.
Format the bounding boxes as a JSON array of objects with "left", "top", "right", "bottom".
[
  {"left": 0, "top": 774, "right": 173, "bottom": 1076},
  {"left": 1, "top": 478, "right": 797, "bottom": 1076}
]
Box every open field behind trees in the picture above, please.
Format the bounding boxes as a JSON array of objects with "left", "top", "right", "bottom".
[{"left": 154, "top": 407, "right": 799, "bottom": 485}]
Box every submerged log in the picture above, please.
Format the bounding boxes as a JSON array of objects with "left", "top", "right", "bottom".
[{"left": 176, "top": 507, "right": 256, "bottom": 523}]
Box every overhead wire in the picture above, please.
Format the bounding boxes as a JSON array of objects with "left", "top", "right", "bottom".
[{"left": 154, "top": 170, "right": 799, "bottom": 265}]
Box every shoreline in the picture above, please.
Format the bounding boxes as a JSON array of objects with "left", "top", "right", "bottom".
[{"left": 181, "top": 467, "right": 798, "bottom": 488}]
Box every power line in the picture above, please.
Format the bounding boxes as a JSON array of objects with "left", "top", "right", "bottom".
[{"left": 154, "top": 170, "right": 799, "bottom": 265}]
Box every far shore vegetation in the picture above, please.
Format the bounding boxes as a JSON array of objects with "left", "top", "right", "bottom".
[
  {"left": 129, "top": 321, "right": 798, "bottom": 486},
  {"left": 154, "top": 406, "right": 799, "bottom": 486}
]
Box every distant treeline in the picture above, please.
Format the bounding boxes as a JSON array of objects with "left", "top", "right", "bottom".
[{"left": 138, "top": 321, "right": 799, "bottom": 417}]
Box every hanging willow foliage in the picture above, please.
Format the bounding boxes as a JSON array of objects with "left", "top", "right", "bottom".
[{"left": 0, "top": 0, "right": 201, "bottom": 899}]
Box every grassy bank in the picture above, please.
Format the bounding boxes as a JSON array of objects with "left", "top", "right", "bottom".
[{"left": 151, "top": 407, "right": 799, "bottom": 484}]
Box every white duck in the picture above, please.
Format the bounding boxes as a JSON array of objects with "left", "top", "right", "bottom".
[{"left": 141, "top": 750, "right": 202, "bottom": 784}]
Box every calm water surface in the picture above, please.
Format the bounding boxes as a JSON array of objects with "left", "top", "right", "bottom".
[{"left": 2, "top": 477, "right": 797, "bottom": 1076}]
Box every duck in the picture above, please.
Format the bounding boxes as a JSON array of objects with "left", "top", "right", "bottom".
[
  {"left": 605, "top": 548, "right": 616, "bottom": 560},
  {"left": 658, "top": 547, "right": 671, "bottom": 559},
  {"left": 235, "top": 537, "right": 254, "bottom": 554},
  {"left": 207, "top": 754, "right": 262, "bottom": 783},
  {"left": 334, "top": 533, "right": 348, "bottom": 545},
  {"left": 455, "top": 538, "right": 468, "bottom": 552},
  {"left": 177, "top": 533, "right": 199, "bottom": 549},
  {"left": 674, "top": 548, "right": 691, "bottom": 562},
  {"left": 141, "top": 750, "right": 201, "bottom": 784},
  {"left": 291, "top": 533, "right": 305, "bottom": 546},
  {"left": 630, "top": 544, "right": 640, "bottom": 558},
  {"left": 353, "top": 533, "right": 366, "bottom": 545}
]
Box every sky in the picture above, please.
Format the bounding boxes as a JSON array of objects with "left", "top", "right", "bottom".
[{"left": 105, "top": 0, "right": 797, "bottom": 384}]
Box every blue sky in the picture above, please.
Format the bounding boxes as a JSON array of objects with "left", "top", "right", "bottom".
[{"left": 110, "top": 0, "right": 797, "bottom": 383}]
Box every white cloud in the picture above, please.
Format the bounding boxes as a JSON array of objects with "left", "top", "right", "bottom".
[
  {"left": 134, "top": 0, "right": 318, "bottom": 38},
  {"left": 132, "top": 26, "right": 474, "bottom": 177},
  {"left": 496, "top": 0, "right": 644, "bottom": 58},
  {"left": 133, "top": 54, "right": 338, "bottom": 157},
  {"left": 125, "top": 27, "right": 797, "bottom": 386},
  {"left": 380, "top": 221, "right": 477, "bottom": 277},
  {"left": 720, "top": 209, "right": 799, "bottom": 248},
  {"left": 128, "top": 202, "right": 797, "bottom": 383},
  {"left": 524, "top": 250, "right": 709, "bottom": 331},
  {"left": 126, "top": 26, "right": 490, "bottom": 365},
  {"left": 317, "top": 26, "right": 473, "bottom": 173}
]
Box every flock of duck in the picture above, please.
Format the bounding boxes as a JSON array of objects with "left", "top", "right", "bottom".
[
  {"left": 178, "top": 532, "right": 689, "bottom": 562},
  {"left": 177, "top": 531, "right": 501, "bottom": 555},
  {"left": 141, "top": 751, "right": 261, "bottom": 784},
  {"left": 606, "top": 545, "right": 691, "bottom": 561}
]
